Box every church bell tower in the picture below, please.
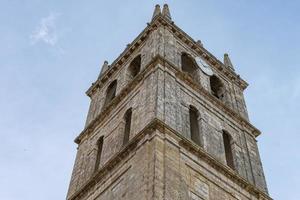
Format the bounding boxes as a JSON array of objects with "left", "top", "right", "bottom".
[{"left": 67, "top": 4, "right": 271, "bottom": 200}]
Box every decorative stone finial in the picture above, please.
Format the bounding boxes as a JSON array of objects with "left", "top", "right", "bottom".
[
  {"left": 152, "top": 4, "right": 161, "bottom": 20},
  {"left": 197, "top": 40, "right": 203, "bottom": 46},
  {"left": 224, "top": 53, "right": 235, "bottom": 71},
  {"left": 99, "top": 60, "right": 109, "bottom": 78},
  {"left": 162, "top": 4, "right": 172, "bottom": 20}
]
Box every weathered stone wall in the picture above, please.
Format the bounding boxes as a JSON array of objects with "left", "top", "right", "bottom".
[
  {"left": 159, "top": 27, "right": 249, "bottom": 120},
  {"left": 68, "top": 127, "right": 267, "bottom": 200},
  {"left": 69, "top": 130, "right": 159, "bottom": 200},
  {"left": 160, "top": 130, "right": 256, "bottom": 200},
  {"left": 68, "top": 60, "right": 267, "bottom": 199},
  {"left": 67, "top": 69, "right": 158, "bottom": 198},
  {"left": 85, "top": 29, "right": 162, "bottom": 127},
  {"left": 157, "top": 64, "right": 267, "bottom": 193},
  {"left": 67, "top": 15, "right": 269, "bottom": 200},
  {"left": 84, "top": 136, "right": 154, "bottom": 200},
  {"left": 69, "top": 28, "right": 164, "bottom": 197}
]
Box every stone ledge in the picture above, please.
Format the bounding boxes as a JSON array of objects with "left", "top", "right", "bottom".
[
  {"left": 76, "top": 55, "right": 260, "bottom": 145},
  {"left": 156, "top": 16, "right": 248, "bottom": 90},
  {"left": 87, "top": 14, "right": 247, "bottom": 98},
  {"left": 75, "top": 56, "right": 159, "bottom": 144},
  {"left": 69, "top": 119, "right": 158, "bottom": 200},
  {"left": 69, "top": 119, "right": 272, "bottom": 200},
  {"left": 86, "top": 22, "right": 158, "bottom": 98}
]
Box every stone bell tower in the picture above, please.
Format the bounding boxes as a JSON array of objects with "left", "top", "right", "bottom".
[{"left": 67, "top": 4, "right": 272, "bottom": 200}]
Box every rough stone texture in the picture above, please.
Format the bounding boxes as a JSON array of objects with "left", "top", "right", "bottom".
[{"left": 67, "top": 5, "right": 271, "bottom": 200}]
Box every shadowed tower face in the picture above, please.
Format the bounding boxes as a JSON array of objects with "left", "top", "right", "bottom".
[{"left": 67, "top": 4, "right": 271, "bottom": 200}]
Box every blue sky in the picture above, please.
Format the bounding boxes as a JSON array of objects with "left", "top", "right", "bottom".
[{"left": 0, "top": 0, "right": 299, "bottom": 199}]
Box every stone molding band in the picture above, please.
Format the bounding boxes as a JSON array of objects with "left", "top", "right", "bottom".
[
  {"left": 87, "top": 14, "right": 247, "bottom": 99},
  {"left": 75, "top": 55, "right": 260, "bottom": 145},
  {"left": 69, "top": 119, "right": 271, "bottom": 200}
]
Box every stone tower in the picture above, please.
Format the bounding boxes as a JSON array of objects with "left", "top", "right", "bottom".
[{"left": 67, "top": 5, "right": 271, "bottom": 200}]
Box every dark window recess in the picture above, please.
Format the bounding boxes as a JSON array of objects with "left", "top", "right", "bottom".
[
  {"left": 104, "top": 80, "right": 117, "bottom": 107},
  {"left": 222, "top": 131, "right": 235, "bottom": 169},
  {"left": 128, "top": 55, "right": 141, "bottom": 78},
  {"left": 189, "top": 106, "right": 201, "bottom": 146},
  {"left": 94, "top": 136, "right": 104, "bottom": 172},
  {"left": 210, "top": 75, "right": 225, "bottom": 100},
  {"left": 181, "top": 53, "right": 198, "bottom": 79},
  {"left": 123, "top": 108, "right": 132, "bottom": 146}
]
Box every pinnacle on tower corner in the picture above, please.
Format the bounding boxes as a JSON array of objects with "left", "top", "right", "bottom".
[
  {"left": 152, "top": 4, "right": 172, "bottom": 21},
  {"left": 162, "top": 4, "right": 172, "bottom": 20},
  {"left": 223, "top": 53, "right": 235, "bottom": 71},
  {"left": 152, "top": 4, "right": 161, "bottom": 20},
  {"left": 98, "top": 60, "right": 109, "bottom": 78}
]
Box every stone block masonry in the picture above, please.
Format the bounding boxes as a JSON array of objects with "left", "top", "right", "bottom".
[{"left": 66, "top": 4, "right": 271, "bottom": 200}]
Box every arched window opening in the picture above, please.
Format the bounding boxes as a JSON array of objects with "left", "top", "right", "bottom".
[
  {"left": 104, "top": 80, "right": 117, "bottom": 107},
  {"left": 189, "top": 106, "right": 201, "bottom": 146},
  {"left": 210, "top": 75, "right": 225, "bottom": 100},
  {"left": 128, "top": 55, "right": 141, "bottom": 78},
  {"left": 222, "top": 130, "right": 235, "bottom": 169},
  {"left": 123, "top": 108, "right": 132, "bottom": 146},
  {"left": 181, "top": 53, "right": 198, "bottom": 78},
  {"left": 94, "top": 136, "right": 104, "bottom": 172}
]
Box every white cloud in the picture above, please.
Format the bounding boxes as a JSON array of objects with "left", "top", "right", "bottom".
[{"left": 30, "top": 12, "right": 61, "bottom": 46}]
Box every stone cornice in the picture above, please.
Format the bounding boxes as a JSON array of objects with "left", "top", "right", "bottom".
[
  {"left": 163, "top": 58, "right": 260, "bottom": 137},
  {"left": 69, "top": 120, "right": 158, "bottom": 200},
  {"left": 158, "top": 119, "right": 271, "bottom": 199},
  {"left": 160, "top": 120, "right": 272, "bottom": 200},
  {"left": 75, "top": 56, "right": 160, "bottom": 144},
  {"left": 69, "top": 119, "right": 272, "bottom": 200},
  {"left": 76, "top": 55, "right": 260, "bottom": 145},
  {"left": 154, "top": 15, "right": 248, "bottom": 90},
  {"left": 86, "top": 14, "right": 247, "bottom": 98},
  {"left": 86, "top": 20, "right": 160, "bottom": 98}
]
